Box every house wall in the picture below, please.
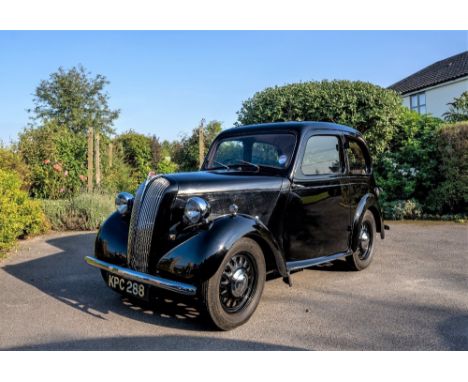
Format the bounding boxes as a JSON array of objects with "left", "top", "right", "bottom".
[{"left": 402, "top": 76, "right": 468, "bottom": 118}]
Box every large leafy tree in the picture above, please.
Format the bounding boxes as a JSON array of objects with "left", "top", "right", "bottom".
[
  {"left": 443, "top": 91, "right": 468, "bottom": 122},
  {"left": 29, "top": 65, "right": 120, "bottom": 135},
  {"left": 237, "top": 80, "right": 404, "bottom": 156}
]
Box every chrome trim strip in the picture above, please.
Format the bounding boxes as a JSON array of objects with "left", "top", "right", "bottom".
[
  {"left": 286, "top": 251, "right": 350, "bottom": 272},
  {"left": 85, "top": 256, "right": 197, "bottom": 296}
]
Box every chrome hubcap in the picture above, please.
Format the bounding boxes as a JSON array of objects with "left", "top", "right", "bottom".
[
  {"left": 219, "top": 253, "right": 256, "bottom": 313},
  {"left": 231, "top": 268, "right": 248, "bottom": 298},
  {"left": 358, "top": 223, "right": 372, "bottom": 260},
  {"left": 360, "top": 226, "right": 370, "bottom": 252}
]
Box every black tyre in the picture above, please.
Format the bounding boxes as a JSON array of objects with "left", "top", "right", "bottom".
[
  {"left": 201, "top": 238, "right": 266, "bottom": 330},
  {"left": 347, "top": 210, "right": 376, "bottom": 271}
]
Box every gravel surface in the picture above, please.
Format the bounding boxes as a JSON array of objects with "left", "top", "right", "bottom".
[{"left": 0, "top": 222, "right": 467, "bottom": 350}]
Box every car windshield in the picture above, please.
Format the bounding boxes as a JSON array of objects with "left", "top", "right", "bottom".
[{"left": 206, "top": 133, "right": 296, "bottom": 170}]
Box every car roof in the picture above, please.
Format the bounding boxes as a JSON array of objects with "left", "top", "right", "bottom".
[{"left": 219, "top": 121, "right": 361, "bottom": 138}]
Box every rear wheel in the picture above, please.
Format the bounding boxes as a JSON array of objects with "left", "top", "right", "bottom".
[
  {"left": 201, "top": 238, "right": 266, "bottom": 330},
  {"left": 347, "top": 210, "right": 376, "bottom": 271}
]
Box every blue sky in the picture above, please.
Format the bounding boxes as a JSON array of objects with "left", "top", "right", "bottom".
[{"left": 0, "top": 31, "right": 467, "bottom": 144}]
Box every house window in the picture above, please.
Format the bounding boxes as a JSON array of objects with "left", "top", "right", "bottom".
[{"left": 410, "top": 92, "right": 426, "bottom": 114}]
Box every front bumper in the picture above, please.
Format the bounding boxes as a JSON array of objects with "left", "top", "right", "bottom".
[{"left": 84, "top": 256, "right": 197, "bottom": 296}]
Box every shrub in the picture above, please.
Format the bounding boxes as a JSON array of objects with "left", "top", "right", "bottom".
[
  {"left": 41, "top": 192, "right": 115, "bottom": 231},
  {"left": 0, "top": 146, "right": 31, "bottom": 188},
  {"left": 0, "top": 169, "right": 48, "bottom": 254},
  {"left": 427, "top": 121, "right": 468, "bottom": 214},
  {"left": 373, "top": 110, "right": 442, "bottom": 214},
  {"left": 382, "top": 199, "right": 423, "bottom": 220},
  {"left": 18, "top": 121, "right": 87, "bottom": 199},
  {"left": 237, "top": 80, "right": 404, "bottom": 156}
]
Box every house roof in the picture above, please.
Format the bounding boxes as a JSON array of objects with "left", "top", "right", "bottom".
[{"left": 388, "top": 51, "right": 468, "bottom": 95}]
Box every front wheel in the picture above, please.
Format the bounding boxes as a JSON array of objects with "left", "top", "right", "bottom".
[
  {"left": 347, "top": 210, "right": 376, "bottom": 271},
  {"left": 201, "top": 238, "right": 266, "bottom": 330}
]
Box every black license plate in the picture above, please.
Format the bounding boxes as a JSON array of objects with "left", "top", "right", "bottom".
[{"left": 107, "top": 274, "right": 149, "bottom": 300}]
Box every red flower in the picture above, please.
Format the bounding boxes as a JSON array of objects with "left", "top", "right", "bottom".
[
  {"left": 79, "top": 174, "right": 86, "bottom": 182},
  {"left": 43, "top": 159, "right": 50, "bottom": 165}
]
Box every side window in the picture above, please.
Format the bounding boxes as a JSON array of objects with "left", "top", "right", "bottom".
[
  {"left": 301, "top": 135, "right": 342, "bottom": 176},
  {"left": 347, "top": 140, "right": 368, "bottom": 175}
]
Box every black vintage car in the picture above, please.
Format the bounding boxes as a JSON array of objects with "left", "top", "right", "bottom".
[{"left": 85, "top": 122, "right": 387, "bottom": 330}]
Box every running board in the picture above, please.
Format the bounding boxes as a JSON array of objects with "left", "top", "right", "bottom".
[{"left": 286, "top": 251, "right": 350, "bottom": 272}]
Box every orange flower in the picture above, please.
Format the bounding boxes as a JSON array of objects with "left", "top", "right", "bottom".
[{"left": 53, "top": 163, "right": 62, "bottom": 172}]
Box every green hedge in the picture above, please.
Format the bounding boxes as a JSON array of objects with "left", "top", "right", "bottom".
[
  {"left": 0, "top": 169, "right": 48, "bottom": 254},
  {"left": 375, "top": 116, "right": 468, "bottom": 220},
  {"left": 41, "top": 192, "right": 115, "bottom": 231}
]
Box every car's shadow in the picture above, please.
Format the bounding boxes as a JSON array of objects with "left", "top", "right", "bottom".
[
  {"left": 2, "top": 233, "right": 214, "bottom": 332},
  {"left": 5, "top": 334, "right": 306, "bottom": 350}
]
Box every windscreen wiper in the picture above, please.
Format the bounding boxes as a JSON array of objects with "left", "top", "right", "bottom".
[
  {"left": 212, "top": 160, "right": 230, "bottom": 170},
  {"left": 233, "top": 159, "right": 260, "bottom": 172}
]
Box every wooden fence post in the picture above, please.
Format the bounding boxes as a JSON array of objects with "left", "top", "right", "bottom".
[
  {"left": 95, "top": 131, "right": 101, "bottom": 187},
  {"left": 198, "top": 118, "right": 205, "bottom": 168},
  {"left": 108, "top": 142, "right": 113, "bottom": 168},
  {"left": 87, "top": 127, "right": 94, "bottom": 192}
]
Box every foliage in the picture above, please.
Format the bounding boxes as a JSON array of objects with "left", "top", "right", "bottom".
[
  {"left": 100, "top": 149, "right": 136, "bottom": 194},
  {"left": 115, "top": 130, "right": 153, "bottom": 186},
  {"left": 18, "top": 121, "right": 88, "bottom": 199},
  {"left": 30, "top": 65, "right": 120, "bottom": 136},
  {"left": 173, "top": 120, "right": 223, "bottom": 171},
  {"left": 0, "top": 146, "right": 31, "bottom": 188},
  {"left": 374, "top": 110, "right": 442, "bottom": 212},
  {"left": 0, "top": 169, "right": 48, "bottom": 254},
  {"left": 382, "top": 199, "right": 423, "bottom": 220},
  {"left": 426, "top": 121, "right": 468, "bottom": 214},
  {"left": 374, "top": 112, "right": 467, "bottom": 218},
  {"left": 443, "top": 91, "right": 468, "bottom": 122},
  {"left": 41, "top": 192, "right": 115, "bottom": 231},
  {"left": 236, "top": 80, "right": 404, "bottom": 156}
]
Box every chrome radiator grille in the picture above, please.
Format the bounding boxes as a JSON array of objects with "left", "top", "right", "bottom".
[{"left": 127, "top": 176, "right": 170, "bottom": 273}]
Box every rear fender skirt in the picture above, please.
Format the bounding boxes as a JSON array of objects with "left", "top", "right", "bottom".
[
  {"left": 156, "top": 214, "right": 287, "bottom": 282},
  {"left": 351, "top": 193, "right": 384, "bottom": 251}
]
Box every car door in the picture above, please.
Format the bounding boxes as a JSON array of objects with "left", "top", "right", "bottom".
[
  {"left": 343, "top": 135, "right": 372, "bottom": 221},
  {"left": 285, "top": 133, "right": 350, "bottom": 261}
]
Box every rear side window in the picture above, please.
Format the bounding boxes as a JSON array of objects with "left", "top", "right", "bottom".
[
  {"left": 347, "top": 140, "right": 368, "bottom": 175},
  {"left": 301, "top": 135, "right": 342, "bottom": 175}
]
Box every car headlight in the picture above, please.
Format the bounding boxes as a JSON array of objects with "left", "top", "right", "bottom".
[
  {"left": 115, "top": 192, "right": 134, "bottom": 215},
  {"left": 184, "top": 197, "right": 210, "bottom": 224}
]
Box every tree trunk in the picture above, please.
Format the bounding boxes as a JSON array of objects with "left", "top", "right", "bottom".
[
  {"left": 95, "top": 131, "right": 101, "bottom": 187},
  {"left": 87, "top": 127, "right": 94, "bottom": 192}
]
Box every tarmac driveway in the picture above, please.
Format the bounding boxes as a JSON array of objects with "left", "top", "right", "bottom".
[{"left": 0, "top": 222, "right": 467, "bottom": 350}]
